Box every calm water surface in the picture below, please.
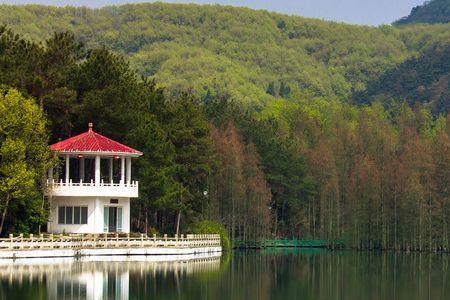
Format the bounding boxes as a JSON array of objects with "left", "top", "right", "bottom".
[{"left": 0, "top": 249, "right": 449, "bottom": 300}]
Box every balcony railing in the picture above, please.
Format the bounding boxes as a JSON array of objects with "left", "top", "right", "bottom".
[{"left": 45, "top": 179, "right": 139, "bottom": 198}]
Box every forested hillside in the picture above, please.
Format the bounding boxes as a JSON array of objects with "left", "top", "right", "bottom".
[
  {"left": 1, "top": 3, "right": 450, "bottom": 251},
  {"left": 395, "top": 0, "right": 450, "bottom": 25},
  {"left": 0, "top": 3, "right": 424, "bottom": 105},
  {"left": 355, "top": 41, "right": 450, "bottom": 114},
  {"left": 1, "top": 3, "right": 450, "bottom": 114}
]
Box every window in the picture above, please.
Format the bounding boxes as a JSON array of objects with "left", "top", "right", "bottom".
[
  {"left": 74, "top": 207, "right": 80, "bottom": 224},
  {"left": 57, "top": 280, "right": 87, "bottom": 300},
  {"left": 81, "top": 207, "right": 88, "bottom": 224},
  {"left": 58, "top": 206, "right": 65, "bottom": 224},
  {"left": 58, "top": 206, "right": 88, "bottom": 225},
  {"left": 66, "top": 206, "right": 73, "bottom": 224}
]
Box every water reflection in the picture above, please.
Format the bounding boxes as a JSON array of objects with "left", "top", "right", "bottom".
[
  {"left": 0, "top": 249, "right": 449, "bottom": 300},
  {"left": 0, "top": 253, "right": 221, "bottom": 300}
]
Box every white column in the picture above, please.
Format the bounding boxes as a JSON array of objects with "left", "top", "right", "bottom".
[
  {"left": 65, "top": 155, "right": 70, "bottom": 184},
  {"left": 94, "top": 197, "right": 102, "bottom": 234},
  {"left": 95, "top": 155, "right": 101, "bottom": 185},
  {"left": 126, "top": 157, "right": 131, "bottom": 185},
  {"left": 80, "top": 157, "right": 85, "bottom": 182},
  {"left": 123, "top": 198, "right": 131, "bottom": 233},
  {"left": 120, "top": 272, "right": 130, "bottom": 299},
  {"left": 120, "top": 157, "right": 125, "bottom": 185},
  {"left": 109, "top": 158, "right": 113, "bottom": 184}
]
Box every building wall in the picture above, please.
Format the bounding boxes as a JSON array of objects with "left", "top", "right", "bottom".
[{"left": 47, "top": 196, "right": 131, "bottom": 234}]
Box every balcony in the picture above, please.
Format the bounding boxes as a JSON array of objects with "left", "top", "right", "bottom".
[{"left": 46, "top": 179, "right": 139, "bottom": 198}]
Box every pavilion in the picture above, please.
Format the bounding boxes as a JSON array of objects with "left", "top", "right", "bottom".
[{"left": 45, "top": 123, "right": 143, "bottom": 233}]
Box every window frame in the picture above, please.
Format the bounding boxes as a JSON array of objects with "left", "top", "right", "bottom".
[{"left": 58, "top": 206, "right": 88, "bottom": 225}]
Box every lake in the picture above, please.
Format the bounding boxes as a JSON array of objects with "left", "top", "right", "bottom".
[{"left": 0, "top": 249, "right": 449, "bottom": 300}]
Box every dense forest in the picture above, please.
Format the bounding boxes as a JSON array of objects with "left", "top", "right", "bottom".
[
  {"left": 1, "top": 2, "right": 450, "bottom": 251},
  {"left": 395, "top": 0, "right": 450, "bottom": 25}
]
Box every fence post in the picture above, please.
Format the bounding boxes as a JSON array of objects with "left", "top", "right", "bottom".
[
  {"left": 164, "top": 234, "right": 167, "bottom": 247},
  {"left": 9, "top": 234, "right": 13, "bottom": 249},
  {"left": 127, "top": 233, "right": 130, "bottom": 247},
  {"left": 140, "top": 234, "right": 144, "bottom": 247},
  {"left": 30, "top": 234, "right": 34, "bottom": 249},
  {"left": 104, "top": 233, "right": 108, "bottom": 248},
  {"left": 50, "top": 234, "right": 54, "bottom": 249},
  {"left": 19, "top": 234, "right": 23, "bottom": 249},
  {"left": 153, "top": 234, "right": 156, "bottom": 247},
  {"left": 116, "top": 233, "right": 119, "bottom": 247}
]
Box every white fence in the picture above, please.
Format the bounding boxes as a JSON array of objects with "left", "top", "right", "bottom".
[{"left": 0, "top": 234, "right": 221, "bottom": 250}]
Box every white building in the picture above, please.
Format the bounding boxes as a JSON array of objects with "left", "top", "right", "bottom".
[{"left": 46, "top": 123, "right": 143, "bottom": 234}]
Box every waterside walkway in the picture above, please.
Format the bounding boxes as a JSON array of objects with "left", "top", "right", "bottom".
[{"left": 0, "top": 233, "right": 221, "bottom": 259}]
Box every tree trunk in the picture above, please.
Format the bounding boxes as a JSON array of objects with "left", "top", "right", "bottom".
[
  {"left": 0, "top": 195, "right": 11, "bottom": 236},
  {"left": 144, "top": 206, "right": 148, "bottom": 234},
  {"left": 428, "top": 192, "right": 432, "bottom": 251},
  {"left": 176, "top": 210, "right": 181, "bottom": 236},
  {"left": 394, "top": 191, "right": 397, "bottom": 250},
  {"left": 38, "top": 194, "right": 45, "bottom": 234},
  {"left": 153, "top": 210, "right": 158, "bottom": 229}
]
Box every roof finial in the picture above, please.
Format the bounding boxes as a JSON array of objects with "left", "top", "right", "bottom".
[{"left": 88, "top": 122, "right": 93, "bottom": 132}]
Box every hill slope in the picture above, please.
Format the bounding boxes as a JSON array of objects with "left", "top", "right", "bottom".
[
  {"left": 354, "top": 41, "right": 450, "bottom": 114},
  {"left": 0, "top": 3, "right": 450, "bottom": 113},
  {"left": 395, "top": 0, "right": 450, "bottom": 25},
  {"left": 0, "top": 3, "right": 411, "bottom": 106}
]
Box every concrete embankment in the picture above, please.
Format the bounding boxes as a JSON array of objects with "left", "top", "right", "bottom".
[{"left": 0, "top": 246, "right": 222, "bottom": 259}]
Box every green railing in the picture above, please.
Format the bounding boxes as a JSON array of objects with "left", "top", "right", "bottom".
[{"left": 234, "top": 239, "right": 346, "bottom": 249}]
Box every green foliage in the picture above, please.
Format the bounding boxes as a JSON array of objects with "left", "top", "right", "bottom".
[
  {"left": 356, "top": 42, "right": 450, "bottom": 115},
  {"left": 163, "top": 92, "right": 213, "bottom": 222},
  {"left": 192, "top": 220, "right": 230, "bottom": 253},
  {"left": 0, "top": 3, "right": 411, "bottom": 104},
  {"left": 395, "top": 0, "right": 450, "bottom": 25},
  {"left": 4, "top": 3, "right": 450, "bottom": 116},
  {"left": 0, "top": 88, "right": 54, "bottom": 234}
]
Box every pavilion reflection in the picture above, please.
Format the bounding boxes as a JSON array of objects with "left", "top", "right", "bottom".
[{"left": 0, "top": 253, "right": 221, "bottom": 300}]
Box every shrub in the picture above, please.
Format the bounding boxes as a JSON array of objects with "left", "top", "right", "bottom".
[{"left": 192, "top": 220, "right": 230, "bottom": 253}]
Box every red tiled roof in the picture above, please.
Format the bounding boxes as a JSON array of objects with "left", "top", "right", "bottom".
[{"left": 50, "top": 123, "right": 142, "bottom": 156}]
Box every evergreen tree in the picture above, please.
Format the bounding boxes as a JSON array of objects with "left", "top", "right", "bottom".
[{"left": 163, "top": 93, "right": 213, "bottom": 234}]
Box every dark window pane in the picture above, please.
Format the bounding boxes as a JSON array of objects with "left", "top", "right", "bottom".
[
  {"left": 57, "top": 281, "right": 64, "bottom": 298},
  {"left": 58, "top": 206, "right": 65, "bottom": 224},
  {"left": 80, "top": 283, "right": 87, "bottom": 297},
  {"left": 81, "top": 207, "right": 88, "bottom": 224},
  {"left": 66, "top": 207, "right": 73, "bottom": 224},
  {"left": 74, "top": 207, "right": 81, "bottom": 224},
  {"left": 73, "top": 282, "right": 79, "bottom": 296}
]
